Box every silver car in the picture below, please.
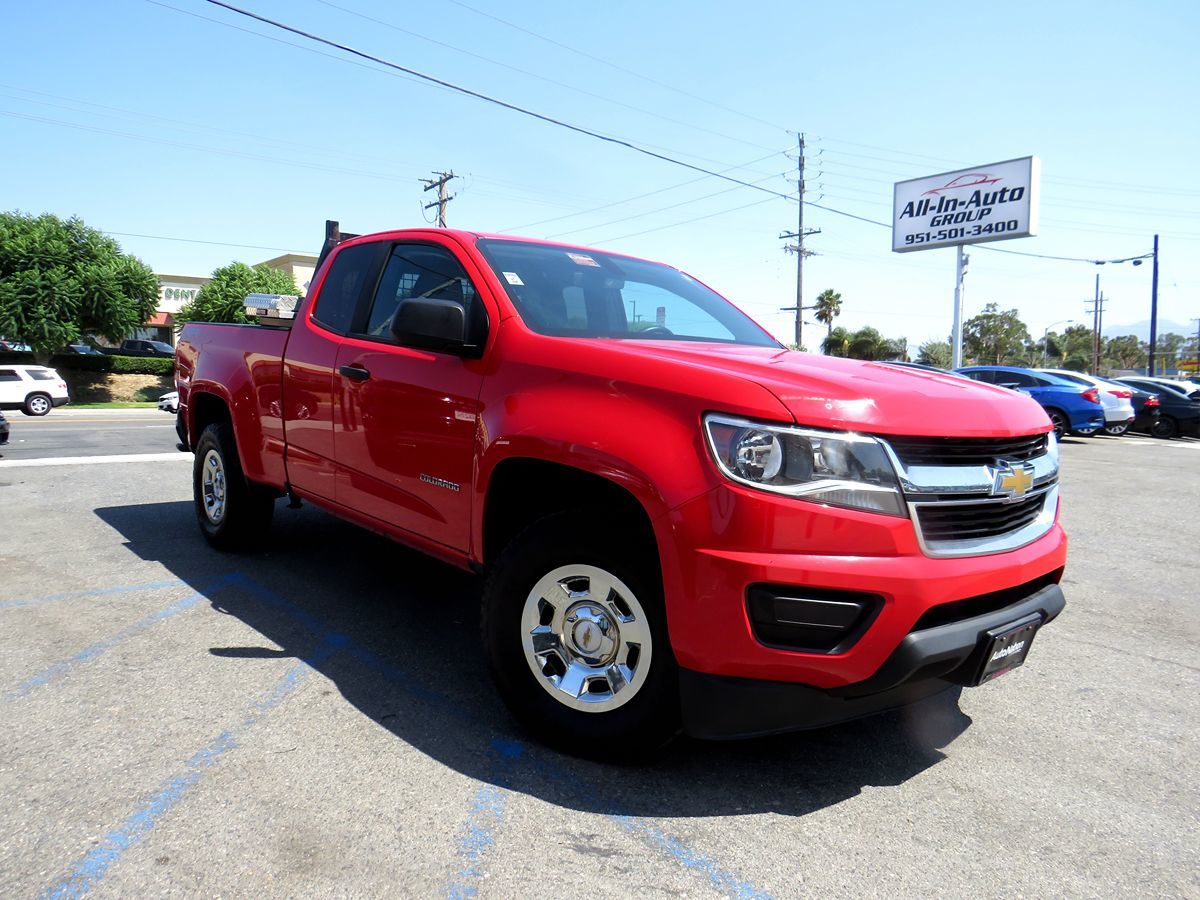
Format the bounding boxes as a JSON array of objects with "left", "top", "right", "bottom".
[{"left": 1035, "top": 369, "right": 1137, "bottom": 435}]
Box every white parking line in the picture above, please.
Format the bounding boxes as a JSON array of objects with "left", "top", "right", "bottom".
[{"left": 0, "top": 453, "right": 192, "bottom": 468}]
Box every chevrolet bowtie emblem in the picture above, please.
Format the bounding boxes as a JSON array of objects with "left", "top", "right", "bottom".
[{"left": 994, "top": 463, "right": 1035, "bottom": 499}]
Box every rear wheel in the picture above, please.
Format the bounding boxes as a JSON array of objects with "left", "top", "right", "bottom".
[
  {"left": 23, "top": 393, "right": 51, "bottom": 416},
  {"left": 193, "top": 422, "right": 275, "bottom": 550},
  {"left": 1103, "top": 422, "right": 1130, "bottom": 436},
  {"left": 482, "top": 510, "right": 679, "bottom": 760},
  {"left": 1045, "top": 408, "right": 1067, "bottom": 440},
  {"left": 1150, "top": 415, "right": 1178, "bottom": 439}
]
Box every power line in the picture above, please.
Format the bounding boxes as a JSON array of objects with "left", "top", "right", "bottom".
[
  {"left": 195, "top": 0, "right": 799, "bottom": 203},
  {"left": 439, "top": 0, "right": 788, "bottom": 134},
  {"left": 588, "top": 196, "right": 780, "bottom": 245},
  {"left": 310, "top": 0, "right": 781, "bottom": 155},
  {"left": 104, "top": 231, "right": 296, "bottom": 253}
]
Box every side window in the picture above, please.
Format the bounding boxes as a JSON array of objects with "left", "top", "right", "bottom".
[
  {"left": 965, "top": 369, "right": 995, "bottom": 384},
  {"left": 0, "top": 369, "right": 20, "bottom": 382},
  {"left": 361, "top": 244, "right": 481, "bottom": 342},
  {"left": 313, "top": 242, "right": 385, "bottom": 335},
  {"left": 30, "top": 370, "right": 55, "bottom": 381},
  {"left": 1000, "top": 371, "right": 1035, "bottom": 388}
]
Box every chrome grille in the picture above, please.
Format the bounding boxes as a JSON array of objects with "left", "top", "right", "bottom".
[
  {"left": 877, "top": 432, "right": 1060, "bottom": 558},
  {"left": 885, "top": 434, "right": 1048, "bottom": 467},
  {"left": 914, "top": 493, "right": 1047, "bottom": 542}
]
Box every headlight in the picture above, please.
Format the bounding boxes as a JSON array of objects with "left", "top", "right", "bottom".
[{"left": 703, "top": 414, "right": 906, "bottom": 517}]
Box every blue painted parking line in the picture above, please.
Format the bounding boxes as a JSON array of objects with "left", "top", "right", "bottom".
[
  {"left": 41, "top": 632, "right": 348, "bottom": 900},
  {"left": 0, "top": 579, "right": 186, "bottom": 612},
  {"left": 4, "top": 576, "right": 237, "bottom": 702},
  {"left": 446, "top": 738, "right": 524, "bottom": 899},
  {"left": 228, "top": 575, "right": 771, "bottom": 900}
]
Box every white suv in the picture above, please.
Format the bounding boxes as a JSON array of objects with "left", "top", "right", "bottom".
[{"left": 0, "top": 365, "right": 70, "bottom": 416}]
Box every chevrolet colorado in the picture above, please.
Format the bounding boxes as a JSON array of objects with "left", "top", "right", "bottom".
[{"left": 174, "top": 224, "right": 1067, "bottom": 758}]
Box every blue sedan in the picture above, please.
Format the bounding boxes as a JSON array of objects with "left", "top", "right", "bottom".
[{"left": 956, "top": 366, "right": 1107, "bottom": 438}]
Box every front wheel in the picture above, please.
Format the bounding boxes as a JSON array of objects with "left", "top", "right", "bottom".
[
  {"left": 193, "top": 422, "right": 275, "bottom": 550},
  {"left": 1150, "top": 416, "right": 1178, "bottom": 439},
  {"left": 23, "top": 393, "right": 52, "bottom": 416},
  {"left": 482, "top": 511, "right": 679, "bottom": 760}
]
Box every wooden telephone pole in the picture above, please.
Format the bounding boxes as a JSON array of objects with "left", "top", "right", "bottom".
[{"left": 421, "top": 171, "right": 457, "bottom": 227}]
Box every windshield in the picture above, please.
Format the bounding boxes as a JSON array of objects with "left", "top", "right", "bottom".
[{"left": 476, "top": 239, "right": 779, "bottom": 347}]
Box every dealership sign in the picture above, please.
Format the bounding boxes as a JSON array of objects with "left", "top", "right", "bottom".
[{"left": 892, "top": 156, "right": 1040, "bottom": 252}]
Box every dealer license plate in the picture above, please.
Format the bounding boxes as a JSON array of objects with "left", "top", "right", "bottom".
[{"left": 974, "top": 613, "right": 1042, "bottom": 685}]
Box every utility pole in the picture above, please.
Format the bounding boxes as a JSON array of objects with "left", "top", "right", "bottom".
[
  {"left": 1147, "top": 234, "right": 1160, "bottom": 375},
  {"left": 421, "top": 170, "right": 457, "bottom": 227},
  {"left": 1084, "top": 274, "right": 1108, "bottom": 375},
  {"left": 779, "top": 133, "right": 820, "bottom": 350}
]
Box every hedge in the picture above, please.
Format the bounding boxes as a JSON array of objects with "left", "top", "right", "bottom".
[{"left": 0, "top": 352, "right": 174, "bottom": 376}]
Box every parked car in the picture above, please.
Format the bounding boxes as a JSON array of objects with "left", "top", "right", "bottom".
[
  {"left": 158, "top": 390, "right": 180, "bottom": 413},
  {"left": 118, "top": 339, "right": 175, "bottom": 358},
  {"left": 0, "top": 365, "right": 70, "bottom": 416},
  {"left": 1112, "top": 377, "right": 1200, "bottom": 438},
  {"left": 173, "top": 224, "right": 1068, "bottom": 756},
  {"left": 0, "top": 340, "right": 33, "bottom": 352},
  {"left": 1132, "top": 376, "right": 1200, "bottom": 401},
  {"left": 64, "top": 343, "right": 105, "bottom": 356},
  {"left": 1097, "top": 378, "right": 1161, "bottom": 434},
  {"left": 1034, "top": 369, "right": 1136, "bottom": 436},
  {"left": 956, "top": 366, "right": 1105, "bottom": 438},
  {"left": 0, "top": 409, "right": 9, "bottom": 446}
]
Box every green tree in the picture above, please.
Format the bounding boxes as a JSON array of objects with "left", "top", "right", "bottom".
[
  {"left": 1104, "top": 334, "right": 1144, "bottom": 370},
  {"left": 917, "top": 339, "right": 952, "bottom": 368},
  {"left": 1153, "top": 332, "right": 1187, "bottom": 373},
  {"left": 0, "top": 211, "right": 158, "bottom": 360},
  {"left": 1057, "top": 324, "right": 1094, "bottom": 371},
  {"left": 813, "top": 288, "right": 842, "bottom": 349},
  {"left": 963, "top": 303, "right": 1030, "bottom": 365},
  {"left": 178, "top": 262, "right": 299, "bottom": 325}
]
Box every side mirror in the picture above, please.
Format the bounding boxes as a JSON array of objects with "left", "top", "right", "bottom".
[{"left": 390, "top": 297, "right": 475, "bottom": 355}]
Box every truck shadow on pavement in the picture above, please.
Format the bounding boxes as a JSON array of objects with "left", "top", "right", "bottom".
[{"left": 95, "top": 499, "right": 971, "bottom": 820}]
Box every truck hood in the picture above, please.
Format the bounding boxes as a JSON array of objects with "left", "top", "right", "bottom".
[{"left": 611, "top": 342, "right": 1051, "bottom": 438}]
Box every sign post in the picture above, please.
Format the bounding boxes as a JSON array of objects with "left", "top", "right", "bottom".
[{"left": 893, "top": 157, "right": 1040, "bottom": 366}]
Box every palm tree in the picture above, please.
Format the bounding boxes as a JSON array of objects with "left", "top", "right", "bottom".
[
  {"left": 822, "top": 325, "right": 852, "bottom": 357},
  {"left": 813, "top": 289, "right": 843, "bottom": 350}
]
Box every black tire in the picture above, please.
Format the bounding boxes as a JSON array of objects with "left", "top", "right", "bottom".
[
  {"left": 1103, "top": 422, "right": 1130, "bottom": 436},
  {"left": 192, "top": 422, "right": 275, "bottom": 551},
  {"left": 1150, "top": 415, "right": 1178, "bottom": 439},
  {"left": 1044, "top": 408, "right": 1067, "bottom": 440},
  {"left": 482, "top": 509, "right": 680, "bottom": 760},
  {"left": 23, "top": 393, "right": 52, "bottom": 416}
]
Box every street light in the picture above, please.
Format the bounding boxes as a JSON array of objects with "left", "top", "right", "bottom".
[
  {"left": 1094, "top": 238, "right": 1158, "bottom": 374},
  {"left": 1043, "top": 319, "right": 1074, "bottom": 364}
]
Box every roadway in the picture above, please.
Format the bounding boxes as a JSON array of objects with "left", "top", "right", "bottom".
[
  {"left": 0, "top": 423, "right": 1197, "bottom": 897},
  {"left": 0, "top": 407, "right": 182, "bottom": 461}
]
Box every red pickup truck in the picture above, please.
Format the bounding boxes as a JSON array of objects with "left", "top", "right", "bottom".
[{"left": 175, "top": 225, "right": 1067, "bottom": 758}]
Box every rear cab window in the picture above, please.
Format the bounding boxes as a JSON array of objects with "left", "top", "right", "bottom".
[{"left": 312, "top": 242, "right": 388, "bottom": 335}]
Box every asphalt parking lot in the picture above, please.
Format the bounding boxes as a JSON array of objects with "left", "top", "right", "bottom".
[{"left": 1, "top": 428, "right": 1197, "bottom": 898}]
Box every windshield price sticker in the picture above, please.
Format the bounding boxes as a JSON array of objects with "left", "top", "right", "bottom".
[
  {"left": 567, "top": 252, "right": 601, "bottom": 267},
  {"left": 892, "top": 156, "right": 1039, "bottom": 253}
]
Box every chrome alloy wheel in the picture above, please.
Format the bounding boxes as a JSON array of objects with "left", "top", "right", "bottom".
[
  {"left": 201, "top": 449, "right": 227, "bottom": 524},
  {"left": 27, "top": 395, "right": 50, "bottom": 415},
  {"left": 521, "top": 564, "right": 652, "bottom": 713}
]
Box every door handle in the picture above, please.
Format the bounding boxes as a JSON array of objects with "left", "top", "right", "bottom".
[{"left": 338, "top": 364, "right": 370, "bottom": 382}]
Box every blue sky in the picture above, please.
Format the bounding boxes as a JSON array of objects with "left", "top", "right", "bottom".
[{"left": 3, "top": 0, "right": 1197, "bottom": 347}]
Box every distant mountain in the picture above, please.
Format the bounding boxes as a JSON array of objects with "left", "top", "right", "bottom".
[{"left": 1102, "top": 318, "right": 1190, "bottom": 341}]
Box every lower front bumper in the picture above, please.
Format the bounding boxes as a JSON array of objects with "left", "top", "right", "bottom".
[{"left": 680, "top": 583, "right": 1065, "bottom": 739}]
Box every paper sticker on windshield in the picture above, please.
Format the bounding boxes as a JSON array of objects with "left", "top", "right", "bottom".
[
  {"left": 502, "top": 271, "right": 524, "bottom": 285},
  {"left": 567, "top": 252, "right": 600, "bottom": 267}
]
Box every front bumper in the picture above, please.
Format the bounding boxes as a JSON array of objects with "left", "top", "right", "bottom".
[{"left": 681, "top": 582, "right": 1065, "bottom": 739}]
